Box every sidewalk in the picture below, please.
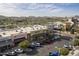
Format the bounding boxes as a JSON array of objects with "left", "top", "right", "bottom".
[{"left": 68, "top": 50, "right": 79, "bottom": 56}]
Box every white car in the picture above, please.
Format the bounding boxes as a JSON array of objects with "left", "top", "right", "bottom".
[
  {"left": 14, "top": 48, "right": 23, "bottom": 53},
  {"left": 31, "top": 42, "right": 41, "bottom": 47},
  {"left": 64, "top": 44, "right": 72, "bottom": 50}
]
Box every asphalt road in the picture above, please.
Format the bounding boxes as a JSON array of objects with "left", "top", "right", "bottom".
[{"left": 35, "top": 39, "right": 71, "bottom": 56}]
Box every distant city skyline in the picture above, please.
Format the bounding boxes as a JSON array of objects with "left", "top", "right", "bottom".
[{"left": 0, "top": 3, "right": 79, "bottom": 17}]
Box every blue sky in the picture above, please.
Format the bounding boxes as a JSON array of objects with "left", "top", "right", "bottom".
[{"left": 0, "top": 3, "right": 79, "bottom": 17}]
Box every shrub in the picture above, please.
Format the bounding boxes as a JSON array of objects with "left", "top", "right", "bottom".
[
  {"left": 18, "top": 40, "right": 30, "bottom": 49},
  {"left": 60, "top": 48, "right": 69, "bottom": 56}
]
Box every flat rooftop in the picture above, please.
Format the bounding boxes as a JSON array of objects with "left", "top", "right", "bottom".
[{"left": 0, "top": 25, "right": 47, "bottom": 38}]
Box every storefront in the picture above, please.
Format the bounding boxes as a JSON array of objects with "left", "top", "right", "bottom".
[{"left": 11, "top": 32, "right": 27, "bottom": 44}]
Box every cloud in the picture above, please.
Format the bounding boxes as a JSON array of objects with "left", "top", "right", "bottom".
[
  {"left": 18, "top": 3, "right": 62, "bottom": 12},
  {"left": 0, "top": 3, "right": 20, "bottom": 16},
  {"left": 0, "top": 3, "right": 73, "bottom": 16}
]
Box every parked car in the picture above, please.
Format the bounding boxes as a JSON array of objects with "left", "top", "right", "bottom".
[
  {"left": 53, "top": 35, "right": 61, "bottom": 40},
  {"left": 0, "top": 53, "right": 3, "bottom": 56},
  {"left": 23, "top": 48, "right": 33, "bottom": 53},
  {"left": 31, "top": 42, "right": 42, "bottom": 47},
  {"left": 64, "top": 44, "right": 72, "bottom": 50},
  {"left": 49, "top": 51, "right": 60, "bottom": 56},
  {"left": 0, "top": 53, "right": 9, "bottom": 56},
  {"left": 14, "top": 48, "right": 24, "bottom": 54},
  {"left": 28, "top": 45, "right": 36, "bottom": 49},
  {"left": 4, "top": 51, "right": 17, "bottom": 56}
]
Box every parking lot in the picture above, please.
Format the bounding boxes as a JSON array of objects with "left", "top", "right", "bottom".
[
  {"left": 35, "top": 39, "right": 71, "bottom": 56},
  {"left": 0, "top": 38, "right": 71, "bottom": 56},
  {"left": 17, "top": 39, "right": 71, "bottom": 56}
]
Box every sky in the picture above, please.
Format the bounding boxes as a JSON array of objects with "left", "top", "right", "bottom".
[{"left": 0, "top": 3, "right": 79, "bottom": 17}]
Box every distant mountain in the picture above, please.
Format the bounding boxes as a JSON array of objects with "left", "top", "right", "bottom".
[
  {"left": 0, "top": 15, "right": 78, "bottom": 21},
  {"left": 0, "top": 15, "right": 7, "bottom": 19},
  {"left": 8, "top": 17, "right": 27, "bottom": 20}
]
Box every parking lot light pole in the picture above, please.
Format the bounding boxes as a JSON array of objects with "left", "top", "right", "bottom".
[{"left": 5, "top": 40, "right": 8, "bottom": 50}]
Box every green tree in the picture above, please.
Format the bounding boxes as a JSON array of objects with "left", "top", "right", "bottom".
[
  {"left": 18, "top": 40, "right": 30, "bottom": 49},
  {"left": 73, "top": 39, "right": 79, "bottom": 46},
  {"left": 60, "top": 48, "right": 69, "bottom": 56}
]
